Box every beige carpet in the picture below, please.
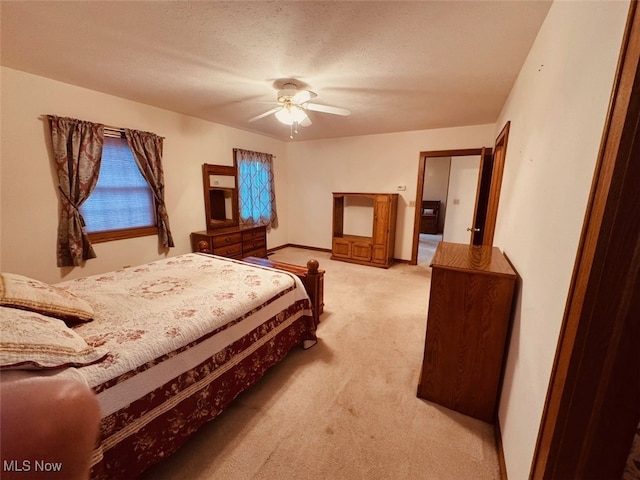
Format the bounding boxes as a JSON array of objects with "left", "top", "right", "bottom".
[
  {"left": 418, "top": 233, "right": 442, "bottom": 265},
  {"left": 141, "top": 247, "right": 500, "bottom": 480}
]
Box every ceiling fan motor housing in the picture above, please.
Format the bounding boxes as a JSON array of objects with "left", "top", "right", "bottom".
[{"left": 277, "top": 88, "right": 299, "bottom": 103}]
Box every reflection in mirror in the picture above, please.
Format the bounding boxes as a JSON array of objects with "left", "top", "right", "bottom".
[
  {"left": 208, "top": 189, "right": 234, "bottom": 221},
  {"left": 202, "top": 163, "right": 239, "bottom": 229},
  {"left": 209, "top": 175, "right": 236, "bottom": 189}
]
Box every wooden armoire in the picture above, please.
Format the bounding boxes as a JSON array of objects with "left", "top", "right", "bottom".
[{"left": 331, "top": 192, "right": 398, "bottom": 268}]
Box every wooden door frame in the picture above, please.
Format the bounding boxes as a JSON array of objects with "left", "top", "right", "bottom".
[
  {"left": 531, "top": 1, "right": 640, "bottom": 478},
  {"left": 411, "top": 148, "right": 483, "bottom": 265},
  {"left": 482, "top": 122, "right": 510, "bottom": 247}
]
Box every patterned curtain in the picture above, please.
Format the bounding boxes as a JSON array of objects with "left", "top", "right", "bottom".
[
  {"left": 124, "top": 129, "right": 174, "bottom": 248},
  {"left": 235, "top": 149, "right": 279, "bottom": 229},
  {"left": 48, "top": 116, "right": 104, "bottom": 267}
]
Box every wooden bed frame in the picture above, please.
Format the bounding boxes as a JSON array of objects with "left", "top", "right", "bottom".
[{"left": 242, "top": 256, "right": 324, "bottom": 326}]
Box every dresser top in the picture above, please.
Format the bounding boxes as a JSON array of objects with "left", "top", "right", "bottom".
[
  {"left": 431, "top": 242, "right": 516, "bottom": 277},
  {"left": 192, "top": 225, "right": 265, "bottom": 236}
]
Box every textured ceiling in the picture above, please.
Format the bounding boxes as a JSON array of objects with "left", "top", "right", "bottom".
[{"left": 1, "top": 1, "right": 551, "bottom": 142}]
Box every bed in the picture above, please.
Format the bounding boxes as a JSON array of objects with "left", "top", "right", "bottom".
[{"left": 0, "top": 253, "right": 318, "bottom": 479}]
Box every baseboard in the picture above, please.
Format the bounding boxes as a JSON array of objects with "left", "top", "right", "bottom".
[{"left": 269, "top": 244, "right": 411, "bottom": 264}]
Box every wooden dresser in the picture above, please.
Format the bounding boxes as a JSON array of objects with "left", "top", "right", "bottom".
[
  {"left": 190, "top": 225, "right": 267, "bottom": 259},
  {"left": 331, "top": 192, "right": 398, "bottom": 268},
  {"left": 417, "top": 242, "right": 516, "bottom": 423}
]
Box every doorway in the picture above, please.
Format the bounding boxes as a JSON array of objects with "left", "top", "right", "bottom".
[
  {"left": 417, "top": 156, "right": 449, "bottom": 265},
  {"left": 411, "top": 148, "right": 485, "bottom": 265}
]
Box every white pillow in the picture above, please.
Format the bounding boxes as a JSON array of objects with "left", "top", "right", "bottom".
[
  {"left": 0, "top": 307, "right": 108, "bottom": 370},
  {"left": 0, "top": 272, "right": 94, "bottom": 324}
]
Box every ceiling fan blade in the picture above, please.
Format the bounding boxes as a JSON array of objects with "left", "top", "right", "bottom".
[
  {"left": 305, "top": 103, "right": 351, "bottom": 116},
  {"left": 248, "top": 107, "right": 281, "bottom": 123},
  {"left": 292, "top": 90, "right": 317, "bottom": 104}
]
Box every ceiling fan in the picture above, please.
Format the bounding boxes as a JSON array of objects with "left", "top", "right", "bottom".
[{"left": 249, "top": 82, "right": 351, "bottom": 138}]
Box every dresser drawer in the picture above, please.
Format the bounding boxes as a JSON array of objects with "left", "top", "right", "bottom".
[
  {"left": 243, "top": 238, "right": 266, "bottom": 252},
  {"left": 242, "top": 227, "right": 266, "bottom": 242},
  {"left": 243, "top": 246, "right": 267, "bottom": 258},
  {"left": 212, "top": 242, "right": 242, "bottom": 258},
  {"left": 211, "top": 232, "right": 242, "bottom": 248},
  {"left": 191, "top": 227, "right": 264, "bottom": 260}
]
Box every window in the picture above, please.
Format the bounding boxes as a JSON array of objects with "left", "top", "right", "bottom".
[
  {"left": 236, "top": 149, "right": 278, "bottom": 229},
  {"left": 80, "top": 135, "right": 157, "bottom": 242},
  {"left": 238, "top": 161, "right": 271, "bottom": 222}
]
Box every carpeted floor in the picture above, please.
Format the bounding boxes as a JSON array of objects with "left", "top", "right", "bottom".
[
  {"left": 141, "top": 246, "right": 500, "bottom": 480},
  {"left": 418, "top": 233, "right": 442, "bottom": 265}
]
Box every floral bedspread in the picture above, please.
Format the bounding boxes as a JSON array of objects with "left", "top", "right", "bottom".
[{"left": 55, "top": 253, "right": 312, "bottom": 392}]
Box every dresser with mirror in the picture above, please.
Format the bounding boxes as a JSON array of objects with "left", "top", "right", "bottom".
[{"left": 190, "top": 162, "right": 267, "bottom": 259}]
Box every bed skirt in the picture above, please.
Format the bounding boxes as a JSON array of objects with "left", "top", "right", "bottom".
[{"left": 90, "top": 301, "right": 316, "bottom": 480}]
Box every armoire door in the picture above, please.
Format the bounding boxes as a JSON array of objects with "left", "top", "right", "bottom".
[
  {"left": 372, "top": 195, "right": 390, "bottom": 264},
  {"left": 372, "top": 195, "right": 390, "bottom": 243}
]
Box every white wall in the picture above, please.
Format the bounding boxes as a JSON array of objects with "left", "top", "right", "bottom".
[
  {"left": 442, "top": 155, "right": 480, "bottom": 244},
  {"left": 492, "top": 1, "right": 630, "bottom": 478},
  {"left": 341, "top": 196, "right": 375, "bottom": 238},
  {"left": 0, "top": 68, "right": 496, "bottom": 281},
  {"left": 0, "top": 67, "right": 289, "bottom": 283},
  {"left": 286, "top": 125, "right": 495, "bottom": 260}
]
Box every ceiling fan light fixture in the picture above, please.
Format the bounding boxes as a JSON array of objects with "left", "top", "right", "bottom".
[
  {"left": 247, "top": 82, "right": 350, "bottom": 139},
  {"left": 274, "top": 104, "right": 307, "bottom": 125}
]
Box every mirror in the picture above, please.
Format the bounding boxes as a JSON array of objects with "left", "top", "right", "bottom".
[{"left": 202, "top": 163, "right": 238, "bottom": 229}]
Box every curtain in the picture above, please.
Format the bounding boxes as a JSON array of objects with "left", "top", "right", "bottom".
[
  {"left": 124, "top": 129, "right": 174, "bottom": 248},
  {"left": 48, "top": 116, "right": 104, "bottom": 267},
  {"left": 235, "top": 149, "right": 278, "bottom": 229}
]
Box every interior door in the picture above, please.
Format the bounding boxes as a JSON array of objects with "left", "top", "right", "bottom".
[
  {"left": 482, "top": 122, "right": 511, "bottom": 247},
  {"left": 468, "top": 147, "right": 493, "bottom": 245}
]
